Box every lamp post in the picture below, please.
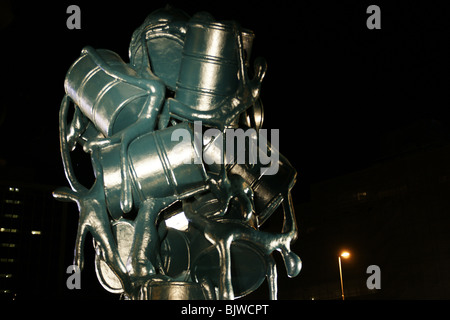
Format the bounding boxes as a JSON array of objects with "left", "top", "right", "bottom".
[{"left": 338, "top": 251, "right": 350, "bottom": 300}]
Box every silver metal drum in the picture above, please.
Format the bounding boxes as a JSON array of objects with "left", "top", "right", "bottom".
[
  {"left": 138, "top": 281, "right": 209, "bottom": 300},
  {"left": 170, "top": 13, "right": 255, "bottom": 116},
  {"left": 95, "top": 219, "right": 194, "bottom": 295},
  {"left": 65, "top": 49, "right": 149, "bottom": 136},
  {"left": 100, "top": 122, "right": 208, "bottom": 219},
  {"left": 128, "top": 6, "right": 189, "bottom": 91},
  {"left": 188, "top": 229, "right": 268, "bottom": 299}
]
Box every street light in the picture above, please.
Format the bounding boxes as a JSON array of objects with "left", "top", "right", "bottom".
[{"left": 338, "top": 251, "right": 350, "bottom": 300}]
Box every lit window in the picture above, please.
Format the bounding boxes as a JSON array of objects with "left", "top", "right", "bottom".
[
  {"left": 5, "top": 200, "right": 21, "bottom": 205},
  {"left": 0, "top": 243, "right": 15, "bottom": 248},
  {"left": 165, "top": 212, "right": 189, "bottom": 231},
  {"left": 31, "top": 230, "right": 42, "bottom": 235},
  {"left": 0, "top": 274, "right": 13, "bottom": 278},
  {"left": 356, "top": 192, "right": 367, "bottom": 201},
  {"left": 0, "top": 228, "right": 17, "bottom": 233},
  {"left": 3, "top": 214, "right": 19, "bottom": 219}
]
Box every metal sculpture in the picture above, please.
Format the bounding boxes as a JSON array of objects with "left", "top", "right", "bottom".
[{"left": 53, "top": 7, "right": 301, "bottom": 300}]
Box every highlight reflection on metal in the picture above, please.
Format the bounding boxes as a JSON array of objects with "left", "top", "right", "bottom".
[{"left": 53, "top": 6, "right": 301, "bottom": 300}]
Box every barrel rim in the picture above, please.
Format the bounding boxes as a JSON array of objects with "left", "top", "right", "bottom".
[{"left": 188, "top": 18, "right": 255, "bottom": 39}]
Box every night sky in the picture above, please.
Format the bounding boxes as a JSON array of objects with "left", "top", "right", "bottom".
[
  {"left": 1, "top": 0, "right": 449, "bottom": 302},
  {"left": 1, "top": 1, "right": 448, "bottom": 189}
]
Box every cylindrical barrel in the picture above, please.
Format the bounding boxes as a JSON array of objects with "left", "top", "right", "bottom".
[
  {"left": 139, "top": 281, "right": 209, "bottom": 300},
  {"left": 129, "top": 6, "right": 189, "bottom": 91},
  {"left": 174, "top": 15, "right": 254, "bottom": 111},
  {"left": 187, "top": 227, "right": 267, "bottom": 299},
  {"left": 100, "top": 122, "right": 208, "bottom": 219},
  {"left": 201, "top": 132, "right": 297, "bottom": 225},
  {"left": 95, "top": 219, "right": 194, "bottom": 294},
  {"left": 228, "top": 151, "right": 297, "bottom": 226},
  {"left": 184, "top": 135, "right": 297, "bottom": 298},
  {"left": 65, "top": 49, "right": 149, "bottom": 136}
]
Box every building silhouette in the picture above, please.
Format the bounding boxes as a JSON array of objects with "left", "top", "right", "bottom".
[
  {"left": 0, "top": 176, "right": 73, "bottom": 300},
  {"left": 289, "top": 119, "right": 450, "bottom": 299}
]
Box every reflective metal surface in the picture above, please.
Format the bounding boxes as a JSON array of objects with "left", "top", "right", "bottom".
[
  {"left": 99, "top": 122, "right": 208, "bottom": 219},
  {"left": 129, "top": 6, "right": 189, "bottom": 91},
  {"left": 54, "top": 6, "right": 301, "bottom": 300}
]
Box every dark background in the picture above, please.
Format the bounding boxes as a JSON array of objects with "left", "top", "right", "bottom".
[
  {"left": 1, "top": 0, "right": 449, "bottom": 192},
  {"left": 0, "top": 0, "right": 449, "bottom": 301}
]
